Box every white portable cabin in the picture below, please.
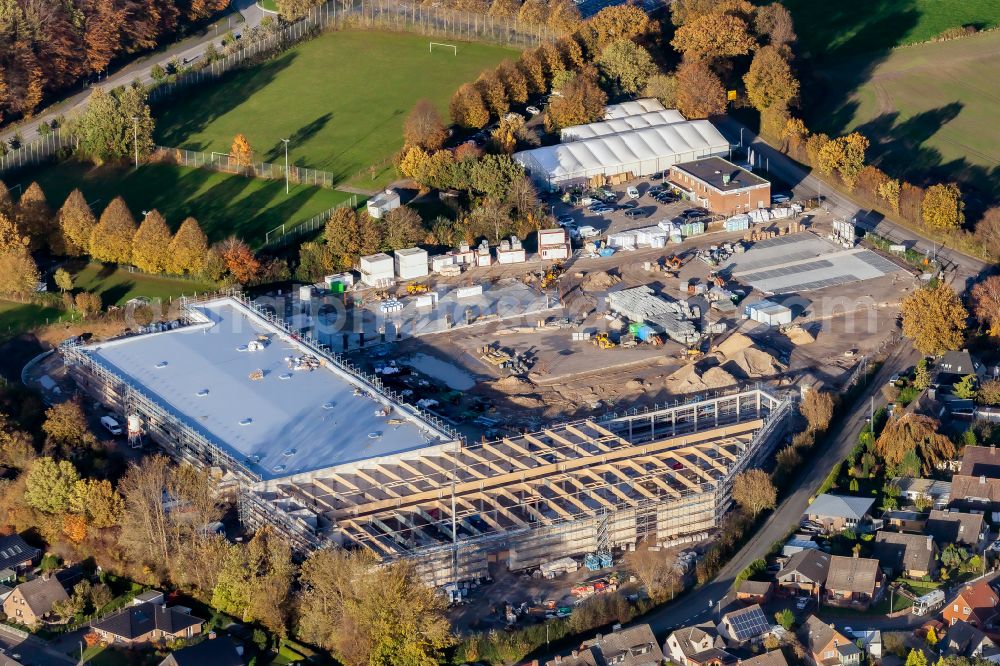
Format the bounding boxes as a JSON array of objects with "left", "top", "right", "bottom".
[
  {"left": 394, "top": 247, "right": 429, "bottom": 280},
  {"left": 366, "top": 189, "right": 401, "bottom": 219},
  {"left": 359, "top": 253, "right": 395, "bottom": 287},
  {"left": 745, "top": 299, "right": 793, "bottom": 326}
]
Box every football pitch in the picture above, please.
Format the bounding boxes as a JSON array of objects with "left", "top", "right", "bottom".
[{"left": 154, "top": 31, "right": 519, "bottom": 187}]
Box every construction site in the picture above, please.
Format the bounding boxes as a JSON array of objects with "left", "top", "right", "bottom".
[{"left": 61, "top": 291, "right": 793, "bottom": 588}]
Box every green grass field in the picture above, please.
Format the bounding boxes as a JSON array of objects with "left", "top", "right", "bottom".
[
  {"left": 783, "top": 0, "right": 1000, "bottom": 59},
  {"left": 807, "top": 30, "right": 1000, "bottom": 200},
  {"left": 0, "top": 300, "right": 67, "bottom": 340},
  {"left": 27, "top": 161, "right": 355, "bottom": 247},
  {"left": 69, "top": 261, "right": 215, "bottom": 305},
  {"left": 154, "top": 31, "right": 519, "bottom": 187}
]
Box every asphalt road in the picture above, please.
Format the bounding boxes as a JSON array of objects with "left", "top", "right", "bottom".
[
  {"left": 0, "top": 0, "right": 265, "bottom": 147},
  {"left": 0, "top": 624, "right": 75, "bottom": 665},
  {"left": 714, "top": 117, "right": 991, "bottom": 289}
]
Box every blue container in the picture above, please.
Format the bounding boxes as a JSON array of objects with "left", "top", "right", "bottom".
[
  {"left": 598, "top": 247, "right": 615, "bottom": 257},
  {"left": 634, "top": 323, "right": 656, "bottom": 342}
]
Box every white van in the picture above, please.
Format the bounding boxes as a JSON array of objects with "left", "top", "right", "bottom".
[
  {"left": 626, "top": 186, "right": 640, "bottom": 199},
  {"left": 100, "top": 416, "right": 122, "bottom": 436}
]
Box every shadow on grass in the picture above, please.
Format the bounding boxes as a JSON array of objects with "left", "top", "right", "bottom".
[
  {"left": 152, "top": 51, "right": 299, "bottom": 147},
  {"left": 264, "top": 112, "right": 333, "bottom": 163}
]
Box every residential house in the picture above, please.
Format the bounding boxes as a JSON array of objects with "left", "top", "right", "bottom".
[
  {"left": 0, "top": 535, "right": 40, "bottom": 573},
  {"left": 950, "top": 446, "right": 1000, "bottom": 510},
  {"left": 735, "top": 581, "right": 773, "bottom": 604},
  {"left": 782, "top": 533, "right": 820, "bottom": 557},
  {"left": 845, "top": 629, "right": 882, "bottom": 660},
  {"left": 546, "top": 650, "right": 600, "bottom": 666},
  {"left": 927, "top": 509, "right": 986, "bottom": 548},
  {"left": 2, "top": 575, "right": 69, "bottom": 627},
  {"left": 776, "top": 549, "right": 830, "bottom": 597},
  {"left": 738, "top": 651, "right": 789, "bottom": 666},
  {"left": 943, "top": 580, "right": 1000, "bottom": 628},
  {"left": 935, "top": 350, "right": 983, "bottom": 387},
  {"left": 804, "top": 494, "right": 875, "bottom": 533},
  {"left": 579, "top": 624, "right": 665, "bottom": 666},
  {"left": 823, "top": 556, "right": 885, "bottom": 610},
  {"left": 873, "top": 531, "right": 937, "bottom": 578},
  {"left": 941, "top": 620, "right": 1000, "bottom": 660},
  {"left": 665, "top": 623, "right": 735, "bottom": 666},
  {"left": 801, "top": 615, "right": 862, "bottom": 666},
  {"left": 92, "top": 602, "right": 203, "bottom": 646},
  {"left": 159, "top": 634, "right": 245, "bottom": 666},
  {"left": 882, "top": 510, "right": 927, "bottom": 533},
  {"left": 718, "top": 604, "right": 771, "bottom": 645},
  {"left": 892, "top": 477, "right": 951, "bottom": 509}
]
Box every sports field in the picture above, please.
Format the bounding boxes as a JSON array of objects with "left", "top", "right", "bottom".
[
  {"left": 27, "top": 161, "right": 354, "bottom": 248},
  {"left": 154, "top": 31, "right": 519, "bottom": 187},
  {"left": 784, "top": 0, "right": 1000, "bottom": 59},
  {"left": 68, "top": 262, "right": 215, "bottom": 305},
  {"left": 808, "top": 30, "right": 1000, "bottom": 200}
]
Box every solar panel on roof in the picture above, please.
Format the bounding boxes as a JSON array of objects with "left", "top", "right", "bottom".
[{"left": 729, "top": 606, "right": 770, "bottom": 640}]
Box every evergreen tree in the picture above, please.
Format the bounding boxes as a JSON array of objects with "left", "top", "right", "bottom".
[{"left": 90, "top": 196, "right": 137, "bottom": 264}]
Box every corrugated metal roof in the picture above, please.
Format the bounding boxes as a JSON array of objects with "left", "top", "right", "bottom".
[{"left": 604, "top": 98, "right": 666, "bottom": 119}]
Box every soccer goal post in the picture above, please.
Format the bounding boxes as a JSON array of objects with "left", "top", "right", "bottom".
[{"left": 429, "top": 42, "right": 457, "bottom": 55}]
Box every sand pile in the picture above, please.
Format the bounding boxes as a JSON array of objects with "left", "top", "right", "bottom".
[
  {"left": 492, "top": 376, "right": 535, "bottom": 394},
  {"left": 580, "top": 271, "right": 622, "bottom": 292},
  {"left": 507, "top": 395, "right": 546, "bottom": 409},
  {"left": 666, "top": 363, "right": 737, "bottom": 392},
  {"left": 786, "top": 325, "right": 815, "bottom": 345},
  {"left": 714, "top": 331, "right": 754, "bottom": 357},
  {"left": 725, "top": 347, "right": 785, "bottom": 377}
]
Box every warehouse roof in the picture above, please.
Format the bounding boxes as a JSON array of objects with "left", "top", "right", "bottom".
[
  {"left": 81, "top": 298, "right": 450, "bottom": 480},
  {"left": 561, "top": 109, "right": 686, "bottom": 142},
  {"left": 515, "top": 120, "right": 729, "bottom": 182},
  {"left": 604, "top": 98, "right": 666, "bottom": 119}
]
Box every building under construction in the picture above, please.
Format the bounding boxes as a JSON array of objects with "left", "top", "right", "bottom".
[{"left": 63, "top": 294, "right": 792, "bottom": 586}]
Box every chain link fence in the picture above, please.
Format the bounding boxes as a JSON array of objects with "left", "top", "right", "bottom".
[
  {"left": 155, "top": 146, "right": 345, "bottom": 189},
  {"left": 264, "top": 196, "right": 360, "bottom": 247},
  {"left": 0, "top": 128, "right": 77, "bottom": 177},
  {"left": 149, "top": 0, "right": 554, "bottom": 103}
]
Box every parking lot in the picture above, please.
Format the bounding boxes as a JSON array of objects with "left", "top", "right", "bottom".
[{"left": 548, "top": 178, "right": 711, "bottom": 243}]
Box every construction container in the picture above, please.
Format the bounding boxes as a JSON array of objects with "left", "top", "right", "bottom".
[
  {"left": 359, "top": 253, "right": 394, "bottom": 287},
  {"left": 679, "top": 221, "right": 706, "bottom": 237},
  {"left": 430, "top": 255, "right": 454, "bottom": 273},
  {"left": 540, "top": 245, "right": 570, "bottom": 260},
  {"left": 414, "top": 293, "right": 438, "bottom": 308},
  {"left": 538, "top": 228, "right": 568, "bottom": 246},
  {"left": 497, "top": 248, "right": 527, "bottom": 264},
  {"left": 324, "top": 272, "right": 354, "bottom": 291},
  {"left": 724, "top": 215, "right": 751, "bottom": 232},
  {"left": 455, "top": 285, "right": 483, "bottom": 299},
  {"left": 745, "top": 299, "right": 793, "bottom": 326},
  {"left": 634, "top": 323, "right": 656, "bottom": 342},
  {"left": 298, "top": 284, "right": 312, "bottom": 301},
  {"left": 394, "top": 247, "right": 429, "bottom": 280}
]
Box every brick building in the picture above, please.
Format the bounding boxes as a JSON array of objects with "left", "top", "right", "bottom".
[{"left": 669, "top": 157, "right": 771, "bottom": 216}]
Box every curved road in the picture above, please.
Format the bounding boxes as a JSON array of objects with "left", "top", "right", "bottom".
[{"left": 0, "top": 0, "right": 265, "bottom": 148}]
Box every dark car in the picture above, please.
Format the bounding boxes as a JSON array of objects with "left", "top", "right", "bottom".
[
  {"left": 624, "top": 208, "right": 651, "bottom": 219},
  {"left": 617, "top": 201, "right": 638, "bottom": 210},
  {"left": 650, "top": 171, "right": 665, "bottom": 180}
]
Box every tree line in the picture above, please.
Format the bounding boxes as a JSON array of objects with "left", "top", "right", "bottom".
[{"left": 0, "top": 0, "right": 229, "bottom": 126}]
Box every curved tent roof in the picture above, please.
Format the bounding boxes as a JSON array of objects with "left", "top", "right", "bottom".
[
  {"left": 516, "top": 120, "right": 729, "bottom": 184},
  {"left": 603, "top": 98, "right": 665, "bottom": 119},
  {"left": 561, "top": 109, "right": 687, "bottom": 142}
]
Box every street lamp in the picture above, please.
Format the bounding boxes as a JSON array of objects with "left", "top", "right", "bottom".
[
  {"left": 282, "top": 138, "right": 290, "bottom": 194},
  {"left": 132, "top": 116, "right": 140, "bottom": 169}
]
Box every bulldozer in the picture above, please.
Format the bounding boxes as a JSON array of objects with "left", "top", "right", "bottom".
[
  {"left": 680, "top": 347, "right": 703, "bottom": 360},
  {"left": 591, "top": 332, "right": 616, "bottom": 349},
  {"left": 406, "top": 283, "right": 429, "bottom": 295}
]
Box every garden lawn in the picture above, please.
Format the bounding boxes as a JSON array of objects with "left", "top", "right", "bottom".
[
  {"left": 154, "top": 31, "right": 519, "bottom": 187},
  {"left": 0, "top": 300, "right": 68, "bottom": 340},
  {"left": 69, "top": 262, "right": 215, "bottom": 306},
  {"left": 783, "top": 0, "right": 1000, "bottom": 60},
  {"left": 26, "top": 161, "right": 356, "bottom": 248}
]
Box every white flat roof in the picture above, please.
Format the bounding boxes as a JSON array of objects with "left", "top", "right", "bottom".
[
  {"left": 604, "top": 98, "right": 665, "bottom": 119},
  {"left": 81, "top": 298, "right": 449, "bottom": 480}
]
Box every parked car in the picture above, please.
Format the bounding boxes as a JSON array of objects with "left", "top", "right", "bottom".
[
  {"left": 525, "top": 105, "right": 541, "bottom": 116},
  {"left": 795, "top": 597, "right": 810, "bottom": 610},
  {"left": 101, "top": 415, "right": 123, "bottom": 436},
  {"left": 557, "top": 216, "right": 576, "bottom": 228},
  {"left": 771, "top": 192, "right": 792, "bottom": 204},
  {"left": 624, "top": 208, "right": 650, "bottom": 219},
  {"left": 650, "top": 171, "right": 665, "bottom": 180},
  {"left": 626, "top": 186, "right": 640, "bottom": 199},
  {"left": 617, "top": 201, "right": 638, "bottom": 210}
]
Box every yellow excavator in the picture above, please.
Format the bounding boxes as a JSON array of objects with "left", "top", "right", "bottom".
[
  {"left": 406, "top": 283, "right": 429, "bottom": 295},
  {"left": 540, "top": 263, "right": 564, "bottom": 289}
]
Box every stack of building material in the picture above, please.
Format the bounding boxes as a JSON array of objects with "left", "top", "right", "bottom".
[
  {"left": 430, "top": 255, "right": 454, "bottom": 273},
  {"left": 497, "top": 237, "right": 527, "bottom": 264},
  {"left": 725, "top": 215, "right": 752, "bottom": 232},
  {"left": 606, "top": 285, "right": 700, "bottom": 344},
  {"left": 678, "top": 221, "right": 706, "bottom": 237},
  {"left": 449, "top": 243, "right": 475, "bottom": 265},
  {"left": 607, "top": 231, "right": 638, "bottom": 250},
  {"left": 324, "top": 272, "right": 354, "bottom": 293},
  {"left": 633, "top": 225, "right": 668, "bottom": 248},
  {"left": 360, "top": 253, "right": 394, "bottom": 287},
  {"left": 475, "top": 240, "right": 492, "bottom": 267},
  {"left": 394, "top": 248, "right": 429, "bottom": 280},
  {"left": 538, "top": 228, "right": 570, "bottom": 261},
  {"left": 744, "top": 299, "right": 793, "bottom": 326}
]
